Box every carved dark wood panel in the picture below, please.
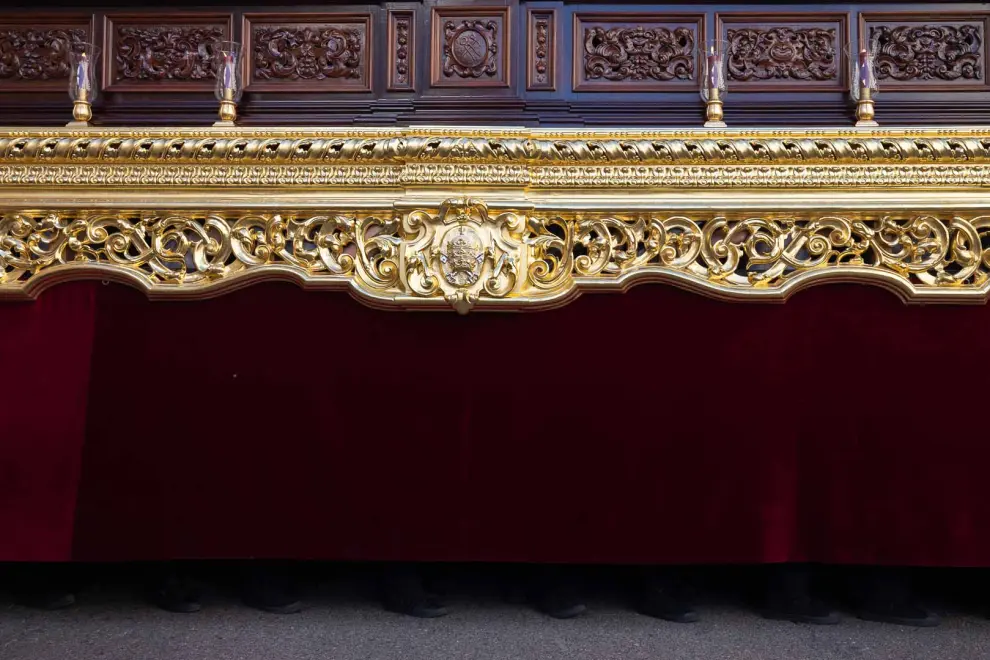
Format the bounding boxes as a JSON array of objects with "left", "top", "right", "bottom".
[
  {"left": 431, "top": 6, "right": 510, "bottom": 88},
  {"left": 862, "top": 13, "right": 989, "bottom": 90},
  {"left": 244, "top": 13, "right": 372, "bottom": 92},
  {"left": 573, "top": 13, "right": 703, "bottom": 91},
  {"left": 104, "top": 14, "right": 232, "bottom": 92},
  {"left": 527, "top": 9, "right": 555, "bottom": 91},
  {"left": 0, "top": 16, "right": 92, "bottom": 92},
  {"left": 717, "top": 13, "right": 847, "bottom": 91},
  {"left": 4, "top": 2, "right": 990, "bottom": 127},
  {"left": 387, "top": 9, "right": 414, "bottom": 91}
]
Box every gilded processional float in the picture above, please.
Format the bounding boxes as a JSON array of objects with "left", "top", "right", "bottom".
[
  {"left": 3, "top": 38, "right": 987, "bottom": 311},
  {"left": 2, "top": 2, "right": 990, "bottom": 568}
]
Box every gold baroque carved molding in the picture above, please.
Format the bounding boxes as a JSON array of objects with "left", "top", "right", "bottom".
[
  {"left": 3, "top": 199, "right": 990, "bottom": 312},
  {"left": 1, "top": 127, "right": 990, "bottom": 191},
  {"left": 1, "top": 164, "right": 989, "bottom": 189},
  {"left": 3, "top": 126, "right": 990, "bottom": 310},
  {"left": 2, "top": 127, "right": 990, "bottom": 167}
]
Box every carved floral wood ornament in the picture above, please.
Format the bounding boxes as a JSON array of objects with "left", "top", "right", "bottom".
[
  {"left": 253, "top": 25, "right": 363, "bottom": 82},
  {"left": 870, "top": 23, "right": 984, "bottom": 84},
  {"left": 0, "top": 26, "right": 88, "bottom": 87},
  {"left": 102, "top": 15, "right": 232, "bottom": 90},
  {"left": 583, "top": 25, "right": 695, "bottom": 83},
  {"left": 573, "top": 14, "right": 701, "bottom": 90},
  {"left": 727, "top": 27, "right": 838, "bottom": 82},
  {"left": 113, "top": 25, "right": 222, "bottom": 84},
  {"left": 244, "top": 14, "right": 371, "bottom": 91}
]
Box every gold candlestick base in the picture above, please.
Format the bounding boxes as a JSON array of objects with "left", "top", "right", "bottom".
[
  {"left": 67, "top": 100, "right": 92, "bottom": 127},
  {"left": 214, "top": 99, "right": 238, "bottom": 127},
  {"left": 704, "top": 100, "right": 726, "bottom": 128},
  {"left": 855, "top": 98, "right": 878, "bottom": 127}
]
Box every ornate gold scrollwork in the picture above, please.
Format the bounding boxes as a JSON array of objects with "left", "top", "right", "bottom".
[
  {"left": 5, "top": 128, "right": 990, "bottom": 309},
  {"left": 4, "top": 201, "right": 990, "bottom": 309}
]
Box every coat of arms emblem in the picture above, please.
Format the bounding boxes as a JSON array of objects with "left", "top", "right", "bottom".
[
  {"left": 401, "top": 199, "right": 523, "bottom": 313},
  {"left": 439, "top": 224, "right": 485, "bottom": 286}
]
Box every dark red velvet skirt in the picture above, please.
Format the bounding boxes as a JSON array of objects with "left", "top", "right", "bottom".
[{"left": 2, "top": 281, "right": 988, "bottom": 565}]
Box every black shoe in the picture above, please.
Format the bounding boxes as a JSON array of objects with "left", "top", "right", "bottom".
[
  {"left": 10, "top": 563, "right": 76, "bottom": 610},
  {"left": 383, "top": 592, "right": 449, "bottom": 618},
  {"left": 16, "top": 588, "right": 75, "bottom": 610},
  {"left": 381, "top": 567, "right": 449, "bottom": 618},
  {"left": 859, "top": 601, "right": 940, "bottom": 627},
  {"left": 534, "top": 576, "right": 587, "bottom": 619},
  {"left": 241, "top": 569, "right": 302, "bottom": 614},
  {"left": 537, "top": 591, "right": 587, "bottom": 619},
  {"left": 638, "top": 582, "right": 699, "bottom": 624},
  {"left": 856, "top": 569, "right": 939, "bottom": 627},
  {"left": 150, "top": 573, "right": 202, "bottom": 614},
  {"left": 764, "top": 595, "right": 840, "bottom": 625},
  {"left": 763, "top": 565, "right": 839, "bottom": 625}
]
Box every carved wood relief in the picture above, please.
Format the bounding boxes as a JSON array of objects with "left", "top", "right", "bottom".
[
  {"left": 431, "top": 7, "right": 510, "bottom": 88},
  {"left": 573, "top": 14, "right": 702, "bottom": 91},
  {"left": 388, "top": 10, "right": 415, "bottom": 91},
  {"left": 0, "top": 16, "right": 92, "bottom": 91},
  {"left": 104, "top": 14, "right": 231, "bottom": 91},
  {"left": 863, "top": 13, "right": 988, "bottom": 90},
  {"left": 717, "top": 13, "right": 847, "bottom": 91},
  {"left": 244, "top": 13, "right": 372, "bottom": 92},
  {"left": 527, "top": 9, "right": 555, "bottom": 91}
]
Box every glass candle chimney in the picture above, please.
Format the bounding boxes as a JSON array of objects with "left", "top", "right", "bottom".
[
  {"left": 68, "top": 43, "right": 100, "bottom": 125},
  {"left": 847, "top": 40, "right": 880, "bottom": 126},
  {"left": 212, "top": 41, "right": 243, "bottom": 125},
  {"left": 700, "top": 41, "right": 728, "bottom": 128}
]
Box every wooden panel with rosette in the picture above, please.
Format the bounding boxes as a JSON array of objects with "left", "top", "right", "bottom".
[{"left": 430, "top": 6, "right": 510, "bottom": 88}]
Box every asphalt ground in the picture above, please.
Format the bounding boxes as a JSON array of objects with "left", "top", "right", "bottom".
[{"left": 1, "top": 564, "right": 988, "bottom": 660}]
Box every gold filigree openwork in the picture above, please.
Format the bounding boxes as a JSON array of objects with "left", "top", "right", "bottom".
[
  {"left": 527, "top": 213, "right": 990, "bottom": 292},
  {"left": 3, "top": 127, "right": 990, "bottom": 310},
  {"left": 4, "top": 201, "right": 990, "bottom": 311}
]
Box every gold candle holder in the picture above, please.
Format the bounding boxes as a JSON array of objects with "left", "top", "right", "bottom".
[
  {"left": 702, "top": 42, "right": 727, "bottom": 129},
  {"left": 67, "top": 44, "right": 99, "bottom": 128},
  {"left": 213, "top": 41, "right": 243, "bottom": 127},
  {"left": 706, "top": 87, "right": 725, "bottom": 128},
  {"left": 71, "top": 89, "right": 92, "bottom": 126},
  {"left": 218, "top": 87, "right": 237, "bottom": 125},
  {"left": 856, "top": 86, "right": 877, "bottom": 127}
]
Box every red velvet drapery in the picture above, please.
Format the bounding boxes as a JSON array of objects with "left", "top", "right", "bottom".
[
  {"left": 0, "top": 283, "right": 96, "bottom": 561},
  {"left": 2, "top": 281, "right": 988, "bottom": 564}
]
